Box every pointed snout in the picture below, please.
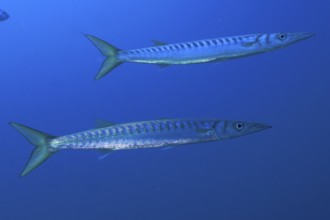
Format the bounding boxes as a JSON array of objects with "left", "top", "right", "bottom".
[
  {"left": 291, "top": 32, "right": 316, "bottom": 42},
  {"left": 252, "top": 123, "right": 272, "bottom": 132},
  {"left": 299, "top": 32, "right": 315, "bottom": 39}
]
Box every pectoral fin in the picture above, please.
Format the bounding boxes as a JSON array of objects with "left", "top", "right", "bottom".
[{"left": 241, "top": 41, "right": 256, "bottom": 47}]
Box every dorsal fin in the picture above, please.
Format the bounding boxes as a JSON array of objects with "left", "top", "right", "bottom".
[
  {"left": 151, "top": 40, "right": 168, "bottom": 46},
  {"left": 95, "top": 119, "right": 115, "bottom": 128}
]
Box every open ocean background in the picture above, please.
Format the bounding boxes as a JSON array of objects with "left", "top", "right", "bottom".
[{"left": 0, "top": 0, "right": 329, "bottom": 219}]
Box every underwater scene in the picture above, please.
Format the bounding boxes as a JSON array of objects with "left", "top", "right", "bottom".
[{"left": 0, "top": 0, "right": 329, "bottom": 219}]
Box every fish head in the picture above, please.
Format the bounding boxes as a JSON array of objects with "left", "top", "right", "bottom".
[
  {"left": 265, "top": 32, "right": 315, "bottom": 49},
  {"left": 0, "top": 10, "right": 9, "bottom": 21},
  {"left": 214, "top": 120, "right": 271, "bottom": 140}
]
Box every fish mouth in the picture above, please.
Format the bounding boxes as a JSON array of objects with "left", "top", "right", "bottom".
[{"left": 252, "top": 123, "right": 272, "bottom": 132}]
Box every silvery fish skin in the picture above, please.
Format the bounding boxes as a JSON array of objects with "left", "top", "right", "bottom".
[
  {"left": 10, "top": 118, "right": 271, "bottom": 176},
  {"left": 86, "top": 32, "right": 315, "bottom": 80}
]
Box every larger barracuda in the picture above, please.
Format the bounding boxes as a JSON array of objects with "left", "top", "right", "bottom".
[
  {"left": 86, "top": 32, "right": 315, "bottom": 80},
  {"left": 10, "top": 118, "right": 271, "bottom": 176}
]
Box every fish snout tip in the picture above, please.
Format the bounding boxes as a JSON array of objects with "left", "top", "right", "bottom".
[
  {"left": 300, "top": 32, "right": 316, "bottom": 40},
  {"left": 263, "top": 123, "right": 272, "bottom": 129},
  {"left": 258, "top": 123, "right": 272, "bottom": 130},
  {"left": 306, "top": 32, "right": 316, "bottom": 37}
]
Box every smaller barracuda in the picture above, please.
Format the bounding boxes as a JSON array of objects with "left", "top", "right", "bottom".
[
  {"left": 86, "top": 32, "right": 315, "bottom": 80},
  {"left": 10, "top": 118, "right": 271, "bottom": 176}
]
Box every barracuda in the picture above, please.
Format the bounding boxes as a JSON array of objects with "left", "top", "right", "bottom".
[
  {"left": 86, "top": 32, "right": 315, "bottom": 80},
  {"left": 10, "top": 118, "right": 271, "bottom": 176}
]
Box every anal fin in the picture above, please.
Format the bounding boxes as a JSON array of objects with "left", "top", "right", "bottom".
[
  {"left": 96, "top": 149, "right": 113, "bottom": 161},
  {"left": 157, "top": 64, "right": 171, "bottom": 68}
]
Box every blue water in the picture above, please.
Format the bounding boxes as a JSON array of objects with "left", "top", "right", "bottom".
[{"left": 1, "top": 0, "right": 329, "bottom": 219}]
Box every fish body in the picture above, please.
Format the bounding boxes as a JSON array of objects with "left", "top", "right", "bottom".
[
  {"left": 10, "top": 118, "right": 271, "bottom": 176},
  {"left": 0, "top": 9, "right": 9, "bottom": 21},
  {"left": 86, "top": 32, "right": 315, "bottom": 80},
  {"left": 51, "top": 119, "right": 221, "bottom": 150}
]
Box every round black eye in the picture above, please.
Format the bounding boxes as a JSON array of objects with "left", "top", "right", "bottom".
[
  {"left": 235, "top": 122, "right": 243, "bottom": 130},
  {"left": 278, "top": 33, "right": 287, "bottom": 40}
]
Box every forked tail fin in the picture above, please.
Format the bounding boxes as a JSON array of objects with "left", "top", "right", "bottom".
[
  {"left": 85, "top": 34, "right": 122, "bottom": 80},
  {"left": 9, "top": 122, "right": 57, "bottom": 176}
]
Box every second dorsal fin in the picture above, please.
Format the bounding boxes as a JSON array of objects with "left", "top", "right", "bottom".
[
  {"left": 151, "top": 40, "right": 168, "bottom": 46},
  {"left": 95, "top": 119, "right": 116, "bottom": 128}
]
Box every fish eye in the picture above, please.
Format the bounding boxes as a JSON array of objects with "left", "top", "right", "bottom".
[
  {"left": 235, "top": 122, "right": 244, "bottom": 130},
  {"left": 278, "top": 33, "right": 287, "bottom": 40}
]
